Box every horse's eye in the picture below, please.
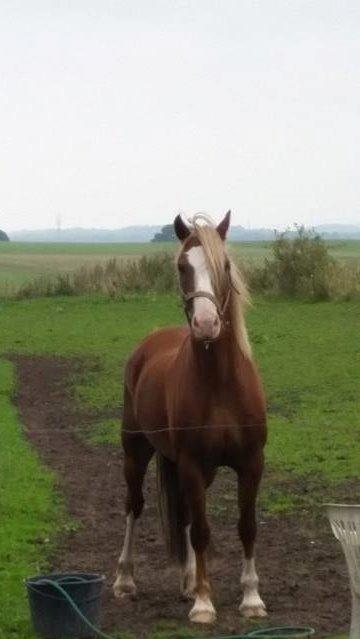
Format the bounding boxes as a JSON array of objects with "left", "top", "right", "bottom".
[
  {"left": 225, "top": 259, "right": 230, "bottom": 271},
  {"left": 178, "top": 263, "right": 186, "bottom": 274}
]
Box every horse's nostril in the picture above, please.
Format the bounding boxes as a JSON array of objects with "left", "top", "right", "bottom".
[{"left": 192, "top": 315, "right": 220, "bottom": 331}]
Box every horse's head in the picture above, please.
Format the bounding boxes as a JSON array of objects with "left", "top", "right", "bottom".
[{"left": 174, "top": 211, "right": 232, "bottom": 342}]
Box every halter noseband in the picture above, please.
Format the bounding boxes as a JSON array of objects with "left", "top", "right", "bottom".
[{"left": 182, "top": 274, "right": 236, "bottom": 327}]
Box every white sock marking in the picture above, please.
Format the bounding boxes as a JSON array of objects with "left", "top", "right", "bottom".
[
  {"left": 181, "top": 525, "right": 196, "bottom": 597},
  {"left": 119, "top": 513, "right": 135, "bottom": 569},
  {"left": 113, "top": 513, "right": 137, "bottom": 597},
  {"left": 240, "top": 557, "right": 266, "bottom": 614}
]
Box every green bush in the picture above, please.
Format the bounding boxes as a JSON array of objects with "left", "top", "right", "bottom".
[
  {"left": 270, "top": 226, "right": 334, "bottom": 299},
  {"left": 248, "top": 226, "right": 336, "bottom": 300},
  {"left": 240, "top": 227, "right": 360, "bottom": 301}
]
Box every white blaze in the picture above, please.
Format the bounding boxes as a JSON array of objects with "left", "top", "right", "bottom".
[{"left": 187, "top": 246, "right": 217, "bottom": 321}]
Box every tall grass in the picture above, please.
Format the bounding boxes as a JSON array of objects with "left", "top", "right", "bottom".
[
  {"left": 15, "top": 253, "right": 177, "bottom": 299},
  {"left": 12, "top": 229, "right": 360, "bottom": 301}
]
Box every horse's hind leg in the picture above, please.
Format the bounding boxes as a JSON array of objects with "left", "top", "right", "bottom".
[
  {"left": 237, "top": 451, "right": 267, "bottom": 618},
  {"left": 113, "top": 427, "right": 154, "bottom": 600}
]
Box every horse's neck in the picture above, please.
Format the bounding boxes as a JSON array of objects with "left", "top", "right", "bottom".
[{"left": 189, "top": 332, "right": 240, "bottom": 388}]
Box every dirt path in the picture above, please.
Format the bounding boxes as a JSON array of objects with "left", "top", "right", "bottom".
[{"left": 15, "top": 355, "right": 350, "bottom": 637}]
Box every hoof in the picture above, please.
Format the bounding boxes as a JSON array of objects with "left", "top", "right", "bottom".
[
  {"left": 189, "top": 598, "right": 216, "bottom": 624},
  {"left": 240, "top": 592, "right": 267, "bottom": 618},
  {"left": 240, "top": 604, "right": 267, "bottom": 619},
  {"left": 113, "top": 575, "right": 137, "bottom": 600}
]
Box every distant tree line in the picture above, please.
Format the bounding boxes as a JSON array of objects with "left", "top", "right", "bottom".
[
  {"left": 0, "top": 229, "right": 9, "bottom": 242},
  {"left": 151, "top": 222, "right": 360, "bottom": 242},
  {"left": 151, "top": 224, "right": 176, "bottom": 242}
]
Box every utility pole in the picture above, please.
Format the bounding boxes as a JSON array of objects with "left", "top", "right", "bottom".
[{"left": 56, "top": 213, "right": 62, "bottom": 235}]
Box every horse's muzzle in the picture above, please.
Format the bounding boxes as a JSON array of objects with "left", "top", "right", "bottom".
[{"left": 191, "top": 314, "right": 221, "bottom": 342}]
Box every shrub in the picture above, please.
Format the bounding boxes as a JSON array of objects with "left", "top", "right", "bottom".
[{"left": 254, "top": 226, "right": 336, "bottom": 300}]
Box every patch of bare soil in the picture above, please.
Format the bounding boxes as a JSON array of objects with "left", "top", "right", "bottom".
[{"left": 14, "top": 355, "right": 352, "bottom": 637}]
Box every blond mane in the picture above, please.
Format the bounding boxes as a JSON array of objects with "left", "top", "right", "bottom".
[{"left": 190, "top": 215, "right": 252, "bottom": 360}]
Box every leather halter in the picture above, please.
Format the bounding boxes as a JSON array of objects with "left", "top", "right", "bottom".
[{"left": 182, "top": 273, "right": 236, "bottom": 326}]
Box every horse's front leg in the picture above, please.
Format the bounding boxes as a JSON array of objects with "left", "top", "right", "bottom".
[
  {"left": 179, "top": 456, "right": 216, "bottom": 624},
  {"left": 180, "top": 524, "right": 196, "bottom": 600},
  {"left": 237, "top": 451, "right": 267, "bottom": 618},
  {"left": 113, "top": 433, "right": 154, "bottom": 600}
]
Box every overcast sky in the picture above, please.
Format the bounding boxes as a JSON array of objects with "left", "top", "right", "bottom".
[{"left": 1, "top": 1, "right": 359, "bottom": 232}]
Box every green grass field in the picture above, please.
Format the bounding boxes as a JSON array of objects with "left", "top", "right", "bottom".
[
  {"left": 0, "top": 288, "right": 358, "bottom": 637},
  {"left": 1, "top": 240, "right": 359, "bottom": 294},
  {"left": 0, "top": 294, "right": 358, "bottom": 481}
]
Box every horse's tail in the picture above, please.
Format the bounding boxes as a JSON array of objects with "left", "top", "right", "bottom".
[{"left": 157, "top": 453, "right": 187, "bottom": 564}]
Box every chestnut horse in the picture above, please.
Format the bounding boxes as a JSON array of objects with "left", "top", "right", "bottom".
[{"left": 113, "top": 211, "right": 267, "bottom": 623}]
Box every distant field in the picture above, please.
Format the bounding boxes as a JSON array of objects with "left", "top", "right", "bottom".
[
  {"left": 0, "top": 239, "right": 359, "bottom": 294},
  {"left": 0, "top": 242, "right": 173, "bottom": 290}
]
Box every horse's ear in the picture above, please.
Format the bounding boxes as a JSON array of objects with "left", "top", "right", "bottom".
[
  {"left": 174, "top": 214, "right": 190, "bottom": 242},
  {"left": 216, "top": 210, "right": 231, "bottom": 240}
]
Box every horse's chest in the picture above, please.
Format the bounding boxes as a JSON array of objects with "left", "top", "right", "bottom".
[
  {"left": 209, "top": 403, "right": 238, "bottom": 427},
  {"left": 211, "top": 401, "right": 242, "bottom": 430},
  {"left": 201, "top": 403, "right": 244, "bottom": 458}
]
